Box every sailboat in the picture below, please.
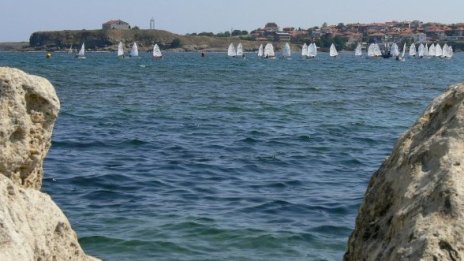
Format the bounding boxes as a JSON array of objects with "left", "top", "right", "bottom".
[
  {"left": 76, "top": 43, "right": 86, "bottom": 59},
  {"left": 117, "top": 42, "right": 124, "bottom": 58},
  {"left": 68, "top": 45, "right": 73, "bottom": 54},
  {"left": 435, "top": 43, "right": 443, "bottom": 57},
  {"left": 236, "top": 43, "right": 244, "bottom": 57},
  {"left": 399, "top": 43, "right": 406, "bottom": 61},
  {"left": 367, "top": 43, "right": 375, "bottom": 57},
  {"left": 263, "top": 43, "right": 275, "bottom": 59},
  {"left": 227, "top": 43, "right": 236, "bottom": 57},
  {"left": 152, "top": 44, "right": 162, "bottom": 59},
  {"left": 409, "top": 43, "right": 416, "bottom": 57},
  {"left": 429, "top": 44, "right": 436, "bottom": 57},
  {"left": 257, "top": 44, "right": 264, "bottom": 57},
  {"left": 417, "top": 43, "right": 425, "bottom": 58},
  {"left": 390, "top": 43, "right": 400, "bottom": 57},
  {"left": 329, "top": 43, "right": 338, "bottom": 57},
  {"left": 424, "top": 43, "right": 429, "bottom": 57},
  {"left": 373, "top": 44, "right": 382, "bottom": 57},
  {"left": 354, "top": 43, "right": 362, "bottom": 56},
  {"left": 129, "top": 42, "right": 139, "bottom": 57},
  {"left": 308, "top": 43, "right": 317, "bottom": 58},
  {"left": 443, "top": 44, "right": 453, "bottom": 58},
  {"left": 368, "top": 43, "right": 381, "bottom": 57},
  {"left": 282, "top": 42, "right": 291, "bottom": 59},
  {"left": 301, "top": 43, "right": 308, "bottom": 58}
]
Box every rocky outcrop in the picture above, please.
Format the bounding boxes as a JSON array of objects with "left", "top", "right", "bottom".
[
  {"left": 345, "top": 83, "right": 464, "bottom": 260},
  {"left": 0, "top": 67, "right": 60, "bottom": 189},
  {"left": 0, "top": 67, "right": 99, "bottom": 260}
]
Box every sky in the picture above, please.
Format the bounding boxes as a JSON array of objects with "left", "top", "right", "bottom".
[{"left": 2, "top": 0, "right": 464, "bottom": 42}]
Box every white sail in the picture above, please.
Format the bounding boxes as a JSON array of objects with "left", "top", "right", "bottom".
[
  {"left": 282, "top": 43, "right": 291, "bottom": 57},
  {"left": 401, "top": 43, "right": 406, "bottom": 58},
  {"left": 117, "top": 42, "right": 124, "bottom": 57},
  {"left": 236, "top": 43, "right": 243, "bottom": 56},
  {"left": 367, "top": 43, "right": 375, "bottom": 57},
  {"left": 308, "top": 43, "right": 317, "bottom": 57},
  {"left": 329, "top": 43, "right": 338, "bottom": 57},
  {"left": 76, "top": 43, "right": 85, "bottom": 58},
  {"left": 227, "top": 43, "right": 236, "bottom": 57},
  {"left": 130, "top": 42, "right": 138, "bottom": 57},
  {"left": 373, "top": 43, "right": 382, "bottom": 57},
  {"left": 429, "top": 44, "right": 436, "bottom": 56},
  {"left": 424, "top": 43, "right": 429, "bottom": 56},
  {"left": 417, "top": 43, "right": 425, "bottom": 57},
  {"left": 355, "top": 43, "right": 362, "bottom": 56},
  {"left": 435, "top": 43, "right": 443, "bottom": 57},
  {"left": 409, "top": 43, "right": 416, "bottom": 56},
  {"left": 68, "top": 45, "right": 73, "bottom": 54},
  {"left": 264, "top": 43, "right": 275, "bottom": 57},
  {"left": 390, "top": 43, "right": 400, "bottom": 57},
  {"left": 301, "top": 43, "right": 308, "bottom": 57},
  {"left": 446, "top": 45, "right": 453, "bottom": 58},
  {"left": 152, "top": 44, "right": 162, "bottom": 58},
  {"left": 257, "top": 44, "right": 264, "bottom": 57}
]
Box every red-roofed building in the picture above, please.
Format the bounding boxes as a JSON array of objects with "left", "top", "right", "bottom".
[{"left": 102, "top": 20, "right": 130, "bottom": 30}]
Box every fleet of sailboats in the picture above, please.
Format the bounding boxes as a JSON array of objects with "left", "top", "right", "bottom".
[{"left": 66, "top": 40, "right": 454, "bottom": 61}]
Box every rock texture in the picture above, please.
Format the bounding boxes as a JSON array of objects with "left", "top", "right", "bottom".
[
  {"left": 0, "top": 67, "right": 59, "bottom": 189},
  {"left": 0, "top": 67, "right": 99, "bottom": 260},
  {"left": 0, "top": 175, "right": 99, "bottom": 261},
  {"left": 345, "top": 83, "right": 464, "bottom": 260}
]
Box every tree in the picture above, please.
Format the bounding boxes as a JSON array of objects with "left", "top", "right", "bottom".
[
  {"left": 322, "top": 22, "right": 328, "bottom": 28},
  {"left": 241, "top": 30, "right": 248, "bottom": 35},
  {"left": 231, "top": 30, "right": 242, "bottom": 36},
  {"left": 198, "top": 32, "right": 214, "bottom": 36},
  {"left": 171, "top": 38, "right": 182, "bottom": 48}
]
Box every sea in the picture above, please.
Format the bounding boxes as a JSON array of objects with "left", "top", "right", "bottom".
[{"left": 0, "top": 51, "right": 463, "bottom": 260}]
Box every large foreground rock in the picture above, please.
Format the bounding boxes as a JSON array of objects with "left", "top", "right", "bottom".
[
  {"left": 0, "top": 67, "right": 99, "bottom": 260},
  {"left": 345, "top": 83, "right": 464, "bottom": 260},
  {"left": 0, "top": 67, "right": 59, "bottom": 189}
]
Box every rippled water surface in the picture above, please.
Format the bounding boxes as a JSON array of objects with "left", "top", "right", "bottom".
[{"left": 1, "top": 51, "right": 463, "bottom": 260}]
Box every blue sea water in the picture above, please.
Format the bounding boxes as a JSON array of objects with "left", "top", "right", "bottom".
[{"left": 1, "top": 51, "right": 463, "bottom": 260}]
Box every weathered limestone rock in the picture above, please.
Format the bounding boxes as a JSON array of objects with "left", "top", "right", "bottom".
[
  {"left": 0, "top": 175, "right": 99, "bottom": 261},
  {"left": 0, "top": 67, "right": 60, "bottom": 189},
  {"left": 0, "top": 67, "right": 99, "bottom": 260},
  {"left": 345, "top": 83, "right": 464, "bottom": 260}
]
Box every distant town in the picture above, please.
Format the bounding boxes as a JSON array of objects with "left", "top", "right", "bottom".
[{"left": 187, "top": 20, "right": 464, "bottom": 49}]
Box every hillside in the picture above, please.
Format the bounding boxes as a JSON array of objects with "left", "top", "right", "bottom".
[{"left": 28, "top": 29, "right": 265, "bottom": 52}]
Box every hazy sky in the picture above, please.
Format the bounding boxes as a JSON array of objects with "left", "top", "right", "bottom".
[{"left": 2, "top": 0, "right": 464, "bottom": 42}]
